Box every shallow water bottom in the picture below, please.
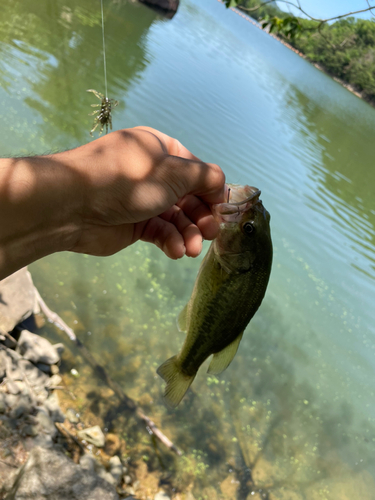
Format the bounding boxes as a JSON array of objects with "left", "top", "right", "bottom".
[{"left": 31, "top": 241, "right": 375, "bottom": 500}]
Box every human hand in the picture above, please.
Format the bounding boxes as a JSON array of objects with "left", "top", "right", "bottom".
[
  {"left": 0, "top": 127, "right": 225, "bottom": 279},
  {"left": 62, "top": 127, "right": 226, "bottom": 259}
]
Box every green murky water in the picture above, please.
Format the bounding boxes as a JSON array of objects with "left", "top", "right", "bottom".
[{"left": 1, "top": 0, "right": 375, "bottom": 498}]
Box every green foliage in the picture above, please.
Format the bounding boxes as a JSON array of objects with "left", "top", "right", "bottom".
[
  {"left": 290, "top": 18, "right": 375, "bottom": 101},
  {"left": 261, "top": 15, "right": 303, "bottom": 39},
  {"left": 224, "top": 0, "right": 284, "bottom": 20},
  {"left": 225, "top": 0, "right": 375, "bottom": 103},
  {"left": 224, "top": 0, "right": 239, "bottom": 7}
]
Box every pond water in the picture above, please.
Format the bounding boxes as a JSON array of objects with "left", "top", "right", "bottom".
[{"left": 1, "top": 0, "right": 375, "bottom": 498}]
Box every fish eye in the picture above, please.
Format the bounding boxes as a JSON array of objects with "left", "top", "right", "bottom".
[{"left": 243, "top": 222, "right": 254, "bottom": 235}]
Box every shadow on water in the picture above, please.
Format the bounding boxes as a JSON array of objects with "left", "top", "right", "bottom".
[{"left": 224, "top": 296, "right": 375, "bottom": 499}]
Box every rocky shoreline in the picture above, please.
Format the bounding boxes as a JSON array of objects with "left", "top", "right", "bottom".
[
  {"left": 0, "top": 269, "right": 178, "bottom": 500},
  {"left": 0, "top": 287, "right": 123, "bottom": 499}
]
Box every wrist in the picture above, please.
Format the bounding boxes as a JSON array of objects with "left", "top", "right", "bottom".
[{"left": 0, "top": 153, "right": 84, "bottom": 279}]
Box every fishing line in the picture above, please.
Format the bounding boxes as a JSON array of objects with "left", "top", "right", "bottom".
[
  {"left": 87, "top": 0, "right": 118, "bottom": 135},
  {"left": 100, "top": 0, "right": 108, "bottom": 98}
]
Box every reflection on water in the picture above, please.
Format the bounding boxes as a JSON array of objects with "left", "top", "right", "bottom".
[
  {"left": 0, "top": 0, "right": 157, "bottom": 146},
  {"left": 282, "top": 84, "right": 375, "bottom": 280},
  {"left": 2, "top": 0, "right": 375, "bottom": 498}
]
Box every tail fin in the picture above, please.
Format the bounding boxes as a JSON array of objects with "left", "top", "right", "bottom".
[{"left": 157, "top": 356, "right": 195, "bottom": 408}]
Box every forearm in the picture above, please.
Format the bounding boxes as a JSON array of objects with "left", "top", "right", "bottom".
[{"left": 0, "top": 154, "right": 83, "bottom": 280}]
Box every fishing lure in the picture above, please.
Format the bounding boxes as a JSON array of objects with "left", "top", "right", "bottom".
[
  {"left": 87, "top": 89, "right": 118, "bottom": 136},
  {"left": 87, "top": 0, "right": 118, "bottom": 136}
]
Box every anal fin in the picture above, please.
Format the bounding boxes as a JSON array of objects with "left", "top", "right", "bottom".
[{"left": 207, "top": 332, "right": 244, "bottom": 375}]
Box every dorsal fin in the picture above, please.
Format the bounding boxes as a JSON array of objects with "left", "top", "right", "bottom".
[{"left": 207, "top": 332, "right": 244, "bottom": 375}]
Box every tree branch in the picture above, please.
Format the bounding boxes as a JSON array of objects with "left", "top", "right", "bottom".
[
  {"left": 235, "top": 0, "right": 375, "bottom": 24},
  {"left": 240, "top": 0, "right": 275, "bottom": 12},
  {"left": 365, "top": 0, "right": 375, "bottom": 18}
]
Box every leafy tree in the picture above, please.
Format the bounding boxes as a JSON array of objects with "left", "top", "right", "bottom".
[{"left": 224, "top": 0, "right": 375, "bottom": 104}]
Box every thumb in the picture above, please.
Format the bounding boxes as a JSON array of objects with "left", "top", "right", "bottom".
[{"left": 162, "top": 155, "right": 226, "bottom": 205}]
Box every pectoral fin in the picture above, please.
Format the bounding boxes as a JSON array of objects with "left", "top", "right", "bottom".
[
  {"left": 207, "top": 332, "right": 244, "bottom": 375},
  {"left": 177, "top": 304, "right": 188, "bottom": 332}
]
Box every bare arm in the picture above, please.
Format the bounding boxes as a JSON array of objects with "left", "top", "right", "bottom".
[{"left": 0, "top": 127, "right": 226, "bottom": 280}]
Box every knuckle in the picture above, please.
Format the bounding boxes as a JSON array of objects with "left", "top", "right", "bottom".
[{"left": 211, "top": 163, "right": 225, "bottom": 184}]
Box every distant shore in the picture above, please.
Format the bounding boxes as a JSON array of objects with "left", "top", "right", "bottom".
[
  {"left": 220, "top": 0, "right": 372, "bottom": 107},
  {"left": 272, "top": 31, "right": 368, "bottom": 104}
]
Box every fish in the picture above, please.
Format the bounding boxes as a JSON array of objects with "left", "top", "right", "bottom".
[{"left": 157, "top": 184, "right": 273, "bottom": 407}]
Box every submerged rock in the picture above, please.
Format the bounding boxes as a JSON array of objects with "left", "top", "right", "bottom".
[
  {"left": 78, "top": 425, "right": 105, "bottom": 448},
  {"left": 66, "top": 408, "right": 80, "bottom": 424},
  {"left": 109, "top": 456, "right": 123, "bottom": 486},
  {"left": 154, "top": 492, "right": 171, "bottom": 500},
  {"left": 220, "top": 474, "right": 240, "bottom": 499},
  {"left": 184, "top": 493, "right": 196, "bottom": 500},
  {"left": 104, "top": 433, "right": 120, "bottom": 456},
  {"left": 5, "top": 446, "right": 119, "bottom": 500}
]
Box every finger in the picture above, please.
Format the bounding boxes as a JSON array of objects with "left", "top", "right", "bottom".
[
  {"left": 161, "top": 155, "right": 226, "bottom": 205},
  {"left": 159, "top": 205, "right": 203, "bottom": 257},
  {"left": 177, "top": 195, "right": 219, "bottom": 240},
  {"left": 131, "top": 127, "right": 227, "bottom": 204},
  {"left": 140, "top": 217, "right": 186, "bottom": 260}
]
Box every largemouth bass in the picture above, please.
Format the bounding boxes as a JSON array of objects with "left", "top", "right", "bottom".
[{"left": 157, "top": 184, "right": 273, "bottom": 407}]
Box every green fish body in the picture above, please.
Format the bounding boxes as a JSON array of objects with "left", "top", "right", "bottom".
[{"left": 157, "top": 185, "right": 273, "bottom": 407}]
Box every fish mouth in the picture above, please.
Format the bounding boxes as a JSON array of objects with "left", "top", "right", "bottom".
[
  {"left": 227, "top": 186, "right": 261, "bottom": 206},
  {"left": 213, "top": 184, "right": 262, "bottom": 222}
]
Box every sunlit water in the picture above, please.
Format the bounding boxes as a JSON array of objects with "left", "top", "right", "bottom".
[{"left": 1, "top": 0, "right": 375, "bottom": 498}]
